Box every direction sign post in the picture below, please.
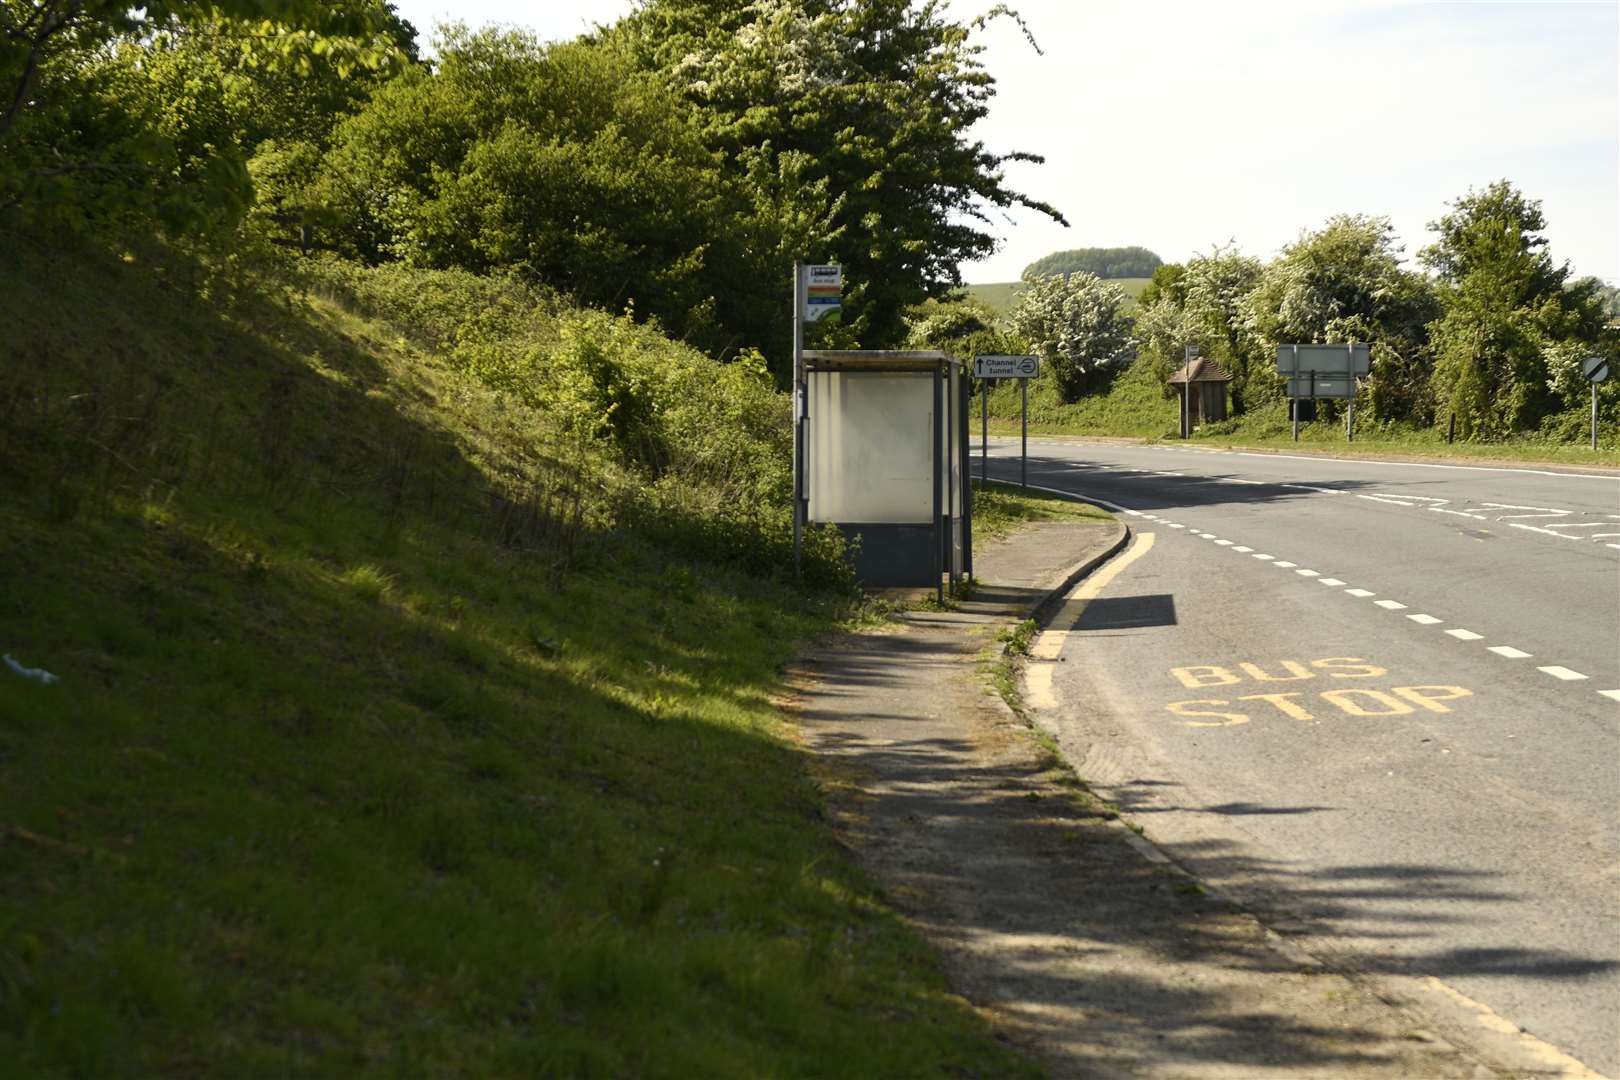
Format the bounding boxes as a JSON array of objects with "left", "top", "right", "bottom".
[
  {"left": 1278, "top": 343, "right": 1370, "bottom": 443},
  {"left": 1021, "top": 380, "right": 1027, "bottom": 487},
  {"left": 973, "top": 355, "right": 1040, "bottom": 489},
  {"left": 1584, "top": 356, "right": 1610, "bottom": 451}
]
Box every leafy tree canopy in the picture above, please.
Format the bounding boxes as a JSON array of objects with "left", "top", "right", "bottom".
[
  {"left": 904, "top": 296, "right": 1026, "bottom": 365},
  {"left": 0, "top": 0, "right": 413, "bottom": 230},
  {"left": 1419, "top": 181, "right": 1611, "bottom": 438},
  {"left": 1023, "top": 246, "right": 1162, "bottom": 281},
  {"left": 1247, "top": 215, "right": 1440, "bottom": 422},
  {"left": 611, "top": 0, "right": 1067, "bottom": 350}
]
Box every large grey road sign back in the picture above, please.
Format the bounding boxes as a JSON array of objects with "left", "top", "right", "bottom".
[
  {"left": 1277, "top": 343, "right": 1370, "bottom": 378},
  {"left": 974, "top": 355, "right": 1040, "bottom": 379},
  {"left": 1287, "top": 376, "right": 1355, "bottom": 399}
]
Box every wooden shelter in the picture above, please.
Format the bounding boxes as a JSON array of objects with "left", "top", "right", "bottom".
[{"left": 1168, "top": 357, "right": 1232, "bottom": 428}]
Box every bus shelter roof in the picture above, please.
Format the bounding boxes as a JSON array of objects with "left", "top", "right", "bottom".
[{"left": 802, "top": 350, "right": 959, "bottom": 373}]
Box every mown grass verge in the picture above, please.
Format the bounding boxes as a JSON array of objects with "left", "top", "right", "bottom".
[
  {"left": 971, "top": 479, "right": 1116, "bottom": 543},
  {"left": 0, "top": 231, "right": 1037, "bottom": 1077}
]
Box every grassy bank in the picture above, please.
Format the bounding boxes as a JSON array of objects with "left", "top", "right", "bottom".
[{"left": 0, "top": 232, "right": 1035, "bottom": 1076}]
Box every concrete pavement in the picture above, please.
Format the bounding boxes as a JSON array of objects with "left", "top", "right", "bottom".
[{"left": 788, "top": 517, "right": 1508, "bottom": 1079}]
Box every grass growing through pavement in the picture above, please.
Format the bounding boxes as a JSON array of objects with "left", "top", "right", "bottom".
[{"left": 0, "top": 232, "right": 1037, "bottom": 1077}]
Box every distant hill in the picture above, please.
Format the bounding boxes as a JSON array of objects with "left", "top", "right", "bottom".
[
  {"left": 1023, "top": 246, "right": 1163, "bottom": 280},
  {"left": 963, "top": 277, "right": 1152, "bottom": 315}
]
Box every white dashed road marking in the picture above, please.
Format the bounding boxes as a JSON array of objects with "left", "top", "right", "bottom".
[{"left": 1026, "top": 476, "right": 1618, "bottom": 708}]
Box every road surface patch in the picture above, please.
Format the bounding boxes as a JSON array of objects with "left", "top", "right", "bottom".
[{"left": 998, "top": 468, "right": 1620, "bottom": 711}]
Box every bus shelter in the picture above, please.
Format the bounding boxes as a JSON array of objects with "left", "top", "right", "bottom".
[{"left": 795, "top": 351, "right": 971, "bottom": 596}]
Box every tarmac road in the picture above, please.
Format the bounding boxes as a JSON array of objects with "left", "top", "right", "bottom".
[{"left": 982, "top": 437, "right": 1620, "bottom": 1076}]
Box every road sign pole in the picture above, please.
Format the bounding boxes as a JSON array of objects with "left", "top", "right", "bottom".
[
  {"left": 1594, "top": 383, "right": 1600, "bottom": 452},
  {"left": 1020, "top": 379, "right": 1028, "bottom": 489},
  {"left": 1346, "top": 343, "right": 1355, "bottom": 443},
  {"left": 1291, "top": 345, "right": 1300, "bottom": 442},
  {"left": 981, "top": 381, "right": 988, "bottom": 482},
  {"left": 1182, "top": 342, "right": 1193, "bottom": 439}
]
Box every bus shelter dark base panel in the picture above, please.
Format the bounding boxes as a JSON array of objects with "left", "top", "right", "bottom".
[{"left": 834, "top": 523, "right": 939, "bottom": 587}]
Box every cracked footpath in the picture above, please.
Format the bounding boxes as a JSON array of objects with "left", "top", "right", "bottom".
[{"left": 788, "top": 520, "right": 1504, "bottom": 1079}]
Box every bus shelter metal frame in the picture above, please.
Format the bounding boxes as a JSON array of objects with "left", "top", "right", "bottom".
[{"left": 793, "top": 350, "right": 971, "bottom": 603}]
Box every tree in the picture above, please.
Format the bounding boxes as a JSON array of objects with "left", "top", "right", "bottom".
[
  {"left": 614, "top": 0, "right": 1066, "bottom": 351},
  {"left": 904, "top": 295, "right": 1026, "bottom": 363},
  {"left": 1420, "top": 181, "right": 1610, "bottom": 438},
  {"left": 315, "top": 27, "right": 769, "bottom": 359},
  {"left": 1246, "top": 215, "right": 1440, "bottom": 422},
  {"left": 1179, "top": 246, "right": 1264, "bottom": 410},
  {"left": 1023, "top": 246, "right": 1162, "bottom": 280},
  {"left": 1008, "top": 270, "right": 1131, "bottom": 401},
  {"left": 1136, "top": 262, "right": 1186, "bottom": 309},
  {"left": 0, "top": 0, "right": 410, "bottom": 230}
]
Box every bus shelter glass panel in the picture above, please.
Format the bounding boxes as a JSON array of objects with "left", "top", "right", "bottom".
[{"left": 807, "top": 372, "right": 933, "bottom": 524}]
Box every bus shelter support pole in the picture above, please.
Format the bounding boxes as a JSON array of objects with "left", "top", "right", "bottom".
[{"left": 933, "top": 363, "right": 944, "bottom": 605}]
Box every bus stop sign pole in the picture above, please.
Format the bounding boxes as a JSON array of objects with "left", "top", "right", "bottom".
[{"left": 791, "top": 262, "right": 804, "bottom": 577}]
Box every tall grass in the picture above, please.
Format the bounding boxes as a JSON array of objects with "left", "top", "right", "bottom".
[{"left": 0, "top": 230, "right": 1033, "bottom": 1076}]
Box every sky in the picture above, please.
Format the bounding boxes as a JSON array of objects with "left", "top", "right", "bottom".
[{"left": 391, "top": 0, "right": 1619, "bottom": 285}]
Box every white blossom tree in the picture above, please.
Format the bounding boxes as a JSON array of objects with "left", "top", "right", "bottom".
[{"left": 1009, "top": 270, "right": 1132, "bottom": 401}]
